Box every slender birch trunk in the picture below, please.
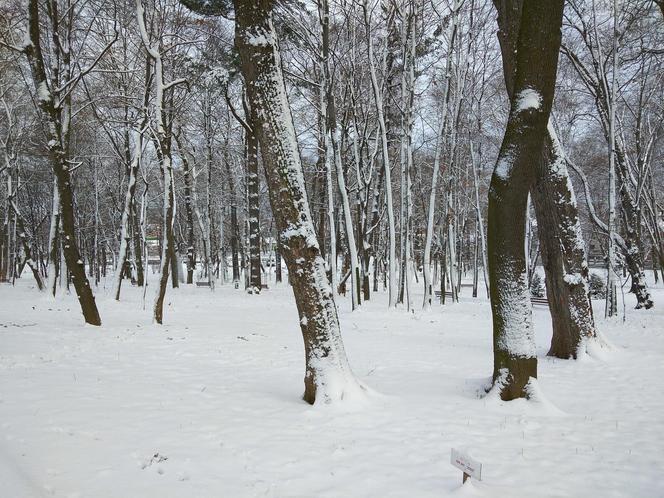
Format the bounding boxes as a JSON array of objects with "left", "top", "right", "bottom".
[
  {"left": 362, "top": 0, "right": 397, "bottom": 307},
  {"left": 136, "top": 0, "right": 179, "bottom": 324}
]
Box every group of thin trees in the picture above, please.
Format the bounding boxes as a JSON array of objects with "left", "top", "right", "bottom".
[{"left": 0, "top": 0, "right": 661, "bottom": 402}]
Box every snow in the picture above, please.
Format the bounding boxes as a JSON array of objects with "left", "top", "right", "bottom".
[
  {"left": 1, "top": 276, "right": 663, "bottom": 497},
  {"left": 495, "top": 270, "right": 536, "bottom": 358},
  {"left": 515, "top": 88, "right": 542, "bottom": 113},
  {"left": 204, "top": 66, "right": 229, "bottom": 86},
  {"left": 36, "top": 81, "right": 51, "bottom": 103},
  {"left": 563, "top": 273, "right": 583, "bottom": 285},
  {"left": 493, "top": 147, "right": 515, "bottom": 181},
  {"left": 245, "top": 30, "right": 272, "bottom": 47}
]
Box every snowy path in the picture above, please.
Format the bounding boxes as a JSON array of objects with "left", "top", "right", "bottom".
[{"left": 0, "top": 278, "right": 663, "bottom": 497}]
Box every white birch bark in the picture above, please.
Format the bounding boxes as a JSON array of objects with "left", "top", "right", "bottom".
[
  {"left": 112, "top": 130, "right": 143, "bottom": 300},
  {"left": 46, "top": 180, "right": 59, "bottom": 296},
  {"left": 362, "top": 0, "right": 397, "bottom": 307},
  {"left": 605, "top": 0, "right": 619, "bottom": 317},
  {"left": 422, "top": 0, "right": 460, "bottom": 308}
]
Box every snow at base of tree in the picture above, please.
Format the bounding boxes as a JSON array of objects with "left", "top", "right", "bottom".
[{"left": 1, "top": 276, "right": 663, "bottom": 497}]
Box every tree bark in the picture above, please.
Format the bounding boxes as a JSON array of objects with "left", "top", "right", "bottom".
[
  {"left": 531, "top": 129, "right": 597, "bottom": 357},
  {"left": 247, "top": 110, "right": 262, "bottom": 291},
  {"left": 495, "top": 0, "right": 598, "bottom": 359},
  {"left": 23, "top": 0, "right": 100, "bottom": 325},
  {"left": 488, "top": 0, "right": 564, "bottom": 399},
  {"left": 136, "top": 0, "right": 177, "bottom": 323},
  {"left": 178, "top": 134, "right": 196, "bottom": 285},
  {"left": 233, "top": 0, "right": 361, "bottom": 404},
  {"left": 10, "top": 201, "right": 44, "bottom": 290}
]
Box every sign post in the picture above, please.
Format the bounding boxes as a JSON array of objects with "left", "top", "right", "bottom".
[{"left": 451, "top": 448, "right": 482, "bottom": 484}]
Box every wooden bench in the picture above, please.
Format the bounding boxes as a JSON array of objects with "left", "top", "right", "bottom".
[
  {"left": 432, "top": 289, "right": 549, "bottom": 307},
  {"left": 195, "top": 281, "right": 211, "bottom": 287},
  {"left": 261, "top": 283, "right": 269, "bottom": 290},
  {"left": 433, "top": 284, "right": 474, "bottom": 299}
]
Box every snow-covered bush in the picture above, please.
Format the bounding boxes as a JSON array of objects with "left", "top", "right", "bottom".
[
  {"left": 530, "top": 273, "right": 545, "bottom": 297},
  {"left": 589, "top": 272, "right": 607, "bottom": 299}
]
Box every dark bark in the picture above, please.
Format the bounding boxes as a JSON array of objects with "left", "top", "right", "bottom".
[
  {"left": 495, "top": 0, "right": 597, "bottom": 359},
  {"left": 531, "top": 135, "right": 596, "bottom": 358},
  {"left": 154, "top": 172, "right": 174, "bottom": 324},
  {"left": 233, "top": 0, "right": 357, "bottom": 404},
  {"left": 151, "top": 136, "right": 175, "bottom": 324},
  {"left": 131, "top": 202, "right": 145, "bottom": 286},
  {"left": 23, "top": 0, "right": 100, "bottom": 325},
  {"left": 488, "top": 0, "right": 564, "bottom": 399},
  {"left": 275, "top": 240, "right": 282, "bottom": 283},
  {"left": 170, "top": 239, "right": 179, "bottom": 288},
  {"left": 230, "top": 205, "right": 240, "bottom": 285},
  {"left": 179, "top": 136, "right": 196, "bottom": 285},
  {"left": 247, "top": 109, "right": 262, "bottom": 291}
]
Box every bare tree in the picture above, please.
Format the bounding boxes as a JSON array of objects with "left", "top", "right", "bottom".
[
  {"left": 488, "top": 0, "right": 564, "bottom": 400},
  {"left": 232, "top": 0, "right": 363, "bottom": 403},
  {"left": 16, "top": 0, "right": 111, "bottom": 325}
]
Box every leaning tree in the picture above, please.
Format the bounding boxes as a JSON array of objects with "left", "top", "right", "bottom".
[{"left": 182, "top": 0, "right": 363, "bottom": 404}]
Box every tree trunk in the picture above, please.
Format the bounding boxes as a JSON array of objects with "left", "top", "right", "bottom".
[
  {"left": 488, "top": 0, "right": 564, "bottom": 400},
  {"left": 495, "top": 0, "right": 597, "bottom": 359},
  {"left": 247, "top": 113, "right": 262, "bottom": 291},
  {"left": 180, "top": 135, "right": 196, "bottom": 285},
  {"left": 362, "top": 0, "right": 397, "bottom": 307},
  {"left": 113, "top": 132, "right": 143, "bottom": 299},
  {"left": 132, "top": 200, "right": 145, "bottom": 286},
  {"left": 23, "top": 0, "right": 100, "bottom": 325},
  {"left": 10, "top": 201, "right": 44, "bottom": 290},
  {"left": 136, "top": 0, "right": 177, "bottom": 323},
  {"left": 531, "top": 128, "right": 597, "bottom": 358},
  {"left": 275, "top": 238, "right": 282, "bottom": 283},
  {"left": 234, "top": 0, "right": 361, "bottom": 404}
]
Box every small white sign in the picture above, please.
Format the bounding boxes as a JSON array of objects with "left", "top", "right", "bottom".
[{"left": 451, "top": 448, "right": 482, "bottom": 481}]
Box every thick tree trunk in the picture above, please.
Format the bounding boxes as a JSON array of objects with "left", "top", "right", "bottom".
[
  {"left": 234, "top": 0, "right": 361, "bottom": 404},
  {"left": 488, "top": 0, "right": 564, "bottom": 400},
  {"left": 54, "top": 159, "right": 100, "bottom": 323},
  {"left": 531, "top": 128, "right": 597, "bottom": 358},
  {"left": 495, "top": 0, "right": 597, "bottom": 359}
]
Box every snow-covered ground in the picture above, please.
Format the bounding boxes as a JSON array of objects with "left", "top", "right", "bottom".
[{"left": 1, "top": 274, "right": 663, "bottom": 497}]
